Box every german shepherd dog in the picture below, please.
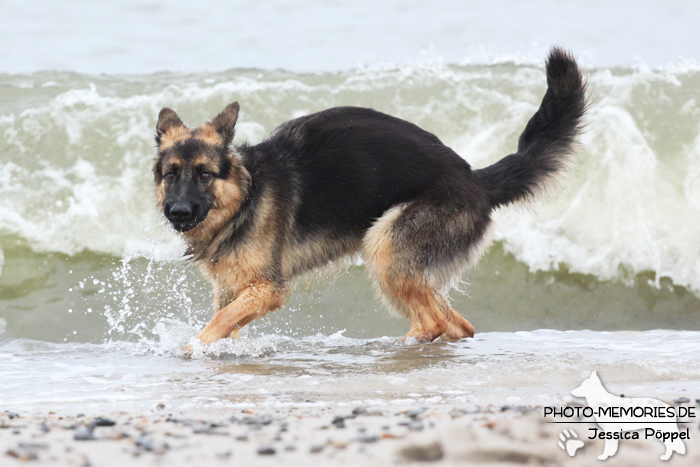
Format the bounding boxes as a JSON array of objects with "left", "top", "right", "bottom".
[{"left": 153, "top": 48, "right": 586, "bottom": 349}]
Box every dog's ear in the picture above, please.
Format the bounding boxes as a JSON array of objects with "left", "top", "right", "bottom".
[
  {"left": 210, "top": 102, "right": 240, "bottom": 147},
  {"left": 156, "top": 107, "right": 187, "bottom": 146}
]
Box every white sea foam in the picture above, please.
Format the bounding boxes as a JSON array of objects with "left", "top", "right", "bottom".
[{"left": 484, "top": 67, "right": 700, "bottom": 294}]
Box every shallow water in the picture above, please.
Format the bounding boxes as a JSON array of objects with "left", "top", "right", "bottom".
[
  {"left": 1, "top": 1, "right": 700, "bottom": 412},
  {"left": 3, "top": 329, "right": 699, "bottom": 414}
]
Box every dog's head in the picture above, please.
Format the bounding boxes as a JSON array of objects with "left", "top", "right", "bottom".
[
  {"left": 570, "top": 370, "right": 604, "bottom": 398},
  {"left": 153, "top": 102, "right": 250, "bottom": 235}
]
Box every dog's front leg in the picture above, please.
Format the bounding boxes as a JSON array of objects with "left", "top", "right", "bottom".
[
  {"left": 191, "top": 281, "right": 286, "bottom": 347},
  {"left": 598, "top": 438, "right": 618, "bottom": 460}
]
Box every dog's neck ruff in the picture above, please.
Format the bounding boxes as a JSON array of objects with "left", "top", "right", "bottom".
[{"left": 183, "top": 183, "right": 254, "bottom": 263}]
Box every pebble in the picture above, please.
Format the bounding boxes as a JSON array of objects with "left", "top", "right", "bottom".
[
  {"left": 136, "top": 435, "right": 155, "bottom": 452},
  {"left": 309, "top": 443, "right": 325, "bottom": 453},
  {"left": 193, "top": 427, "right": 229, "bottom": 435},
  {"left": 257, "top": 446, "right": 276, "bottom": 455},
  {"left": 449, "top": 408, "right": 479, "bottom": 418},
  {"left": 398, "top": 441, "right": 444, "bottom": 462},
  {"left": 331, "top": 416, "right": 346, "bottom": 428},
  {"left": 74, "top": 417, "right": 117, "bottom": 440},
  {"left": 92, "top": 417, "right": 116, "bottom": 427},
  {"left": 407, "top": 420, "right": 423, "bottom": 431},
  {"left": 674, "top": 397, "right": 690, "bottom": 404},
  {"left": 18, "top": 442, "right": 48, "bottom": 450},
  {"left": 406, "top": 407, "right": 427, "bottom": 418},
  {"left": 356, "top": 435, "right": 379, "bottom": 443},
  {"left": 242, "top": 414, "right": 272, "bottom": 426},
  {"left": 6, "top": 448, "right": 38, "bottom": 461},
  {"left": 73, "top": 425, "right": 96, "bottom": 441}
]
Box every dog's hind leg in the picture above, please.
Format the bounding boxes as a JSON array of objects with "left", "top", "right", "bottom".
[
  {"left": 383, "top": 276, "right": 450, "bottom": 342},
  {"left": 443, "top": 308, "right": 475, "bottom": 341},
  {"left": 363, "top": 206, "right": 446, "bottom": 342},
  {"left": 363, "top": 202, "right": 483, "bottom": 342},
  {"left": 193, "top": 281, "right": 287, "bottom": 346}
]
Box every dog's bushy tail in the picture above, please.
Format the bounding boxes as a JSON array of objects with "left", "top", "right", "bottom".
[{"left": 473, "top": 47, "right": 587, "bottom": 209}]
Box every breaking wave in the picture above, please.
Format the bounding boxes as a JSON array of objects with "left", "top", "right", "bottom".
[{"left": 1, "top": 61, "right": 700, "bottom": 295}]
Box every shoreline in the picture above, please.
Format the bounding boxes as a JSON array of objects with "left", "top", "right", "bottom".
[{"left": 3, "top": 402, "right": 699, "bottom": 466}]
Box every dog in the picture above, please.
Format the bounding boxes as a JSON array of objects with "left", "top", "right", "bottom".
[
  {"left": 152, "top": 48, "right": 586, "bottom": 348},
  {"left": 571, "top": 371, "right": 686, "bottom": 460}
]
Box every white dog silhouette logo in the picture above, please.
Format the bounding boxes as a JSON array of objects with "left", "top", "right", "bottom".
[{"left": 571, "top": 371, "right": 686, "bottom": 461}]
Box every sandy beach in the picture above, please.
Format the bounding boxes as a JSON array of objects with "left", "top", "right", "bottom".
[{"left": 3, "top": 400, "right": 699, "bottom": 466}]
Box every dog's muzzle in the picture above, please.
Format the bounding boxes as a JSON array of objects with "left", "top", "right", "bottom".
[{"left": 166, "top": 202, "right": 200, "bottom": 232}]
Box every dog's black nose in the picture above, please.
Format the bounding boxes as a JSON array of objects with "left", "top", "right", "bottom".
[{"left": 169, "top": 203, "right": 193, "bottom": 220}]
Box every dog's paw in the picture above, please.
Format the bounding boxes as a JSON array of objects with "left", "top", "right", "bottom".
[
  {"left": 558, "top": 429, "right": 584, "bottom": 457},
  {"left": 180, "top": 337, "right": 208, "bottom": 358},
  {"left": 179, "top": 343, "right": 194, "bottom": 359}
]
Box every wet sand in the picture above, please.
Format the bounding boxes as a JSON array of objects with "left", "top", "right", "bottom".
[{"left": 3, "top": 402, "right": 698, "bottom": 466}]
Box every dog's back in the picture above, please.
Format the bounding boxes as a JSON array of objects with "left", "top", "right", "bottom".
[{"left": 242, "top": 106, "right": 480, "bottom": 237}]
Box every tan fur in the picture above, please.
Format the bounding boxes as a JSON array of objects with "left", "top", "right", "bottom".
[
  {"left": 194, "top": 123, "right": 224, "bottom": 146},
  {"left": 182, "top": 165, "right": 251, "bottom": 251},
  {"left": 443, "top": 307, "right": 475, "bottom": 340},
  {"left": 363, "top": 205, "right": 448, "bottom": 341},
  {"left": 282, "top": 235, "right": 361, "bottom": 278},
  {"left": 193, "top": 280, "right": 286, "bottom": 345},
  {"left": 190, "top": 154, "right": 219, "bottom": 173},
  {"left": 362, "top": 204, "right": 404, "bottom": 279},
  {"left": 159, "top": 126, "right": 191, "bottom": 150},
  {"left": 195, "top": 185, "right": 276, "bottom": 309},
  {"left": 154, "top": 181, "right": 166, "bottom": 207},
  {"left": 393, "top": 278, "right": 448, "bottom": 341},
  {"left": 362, "top": 203, "right": 480, "bottom": 342}
]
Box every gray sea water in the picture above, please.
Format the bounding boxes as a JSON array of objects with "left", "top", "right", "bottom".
[{"left": 1, "top": 0, "right": 699, "bottom": 412}]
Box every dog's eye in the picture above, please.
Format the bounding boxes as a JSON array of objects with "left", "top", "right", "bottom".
[
  {"left": 200, "top": 172, "right": 212, "bottom": 181},
  {"left": 165, "top": 173, "right": 175, "bottom": 182}
]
